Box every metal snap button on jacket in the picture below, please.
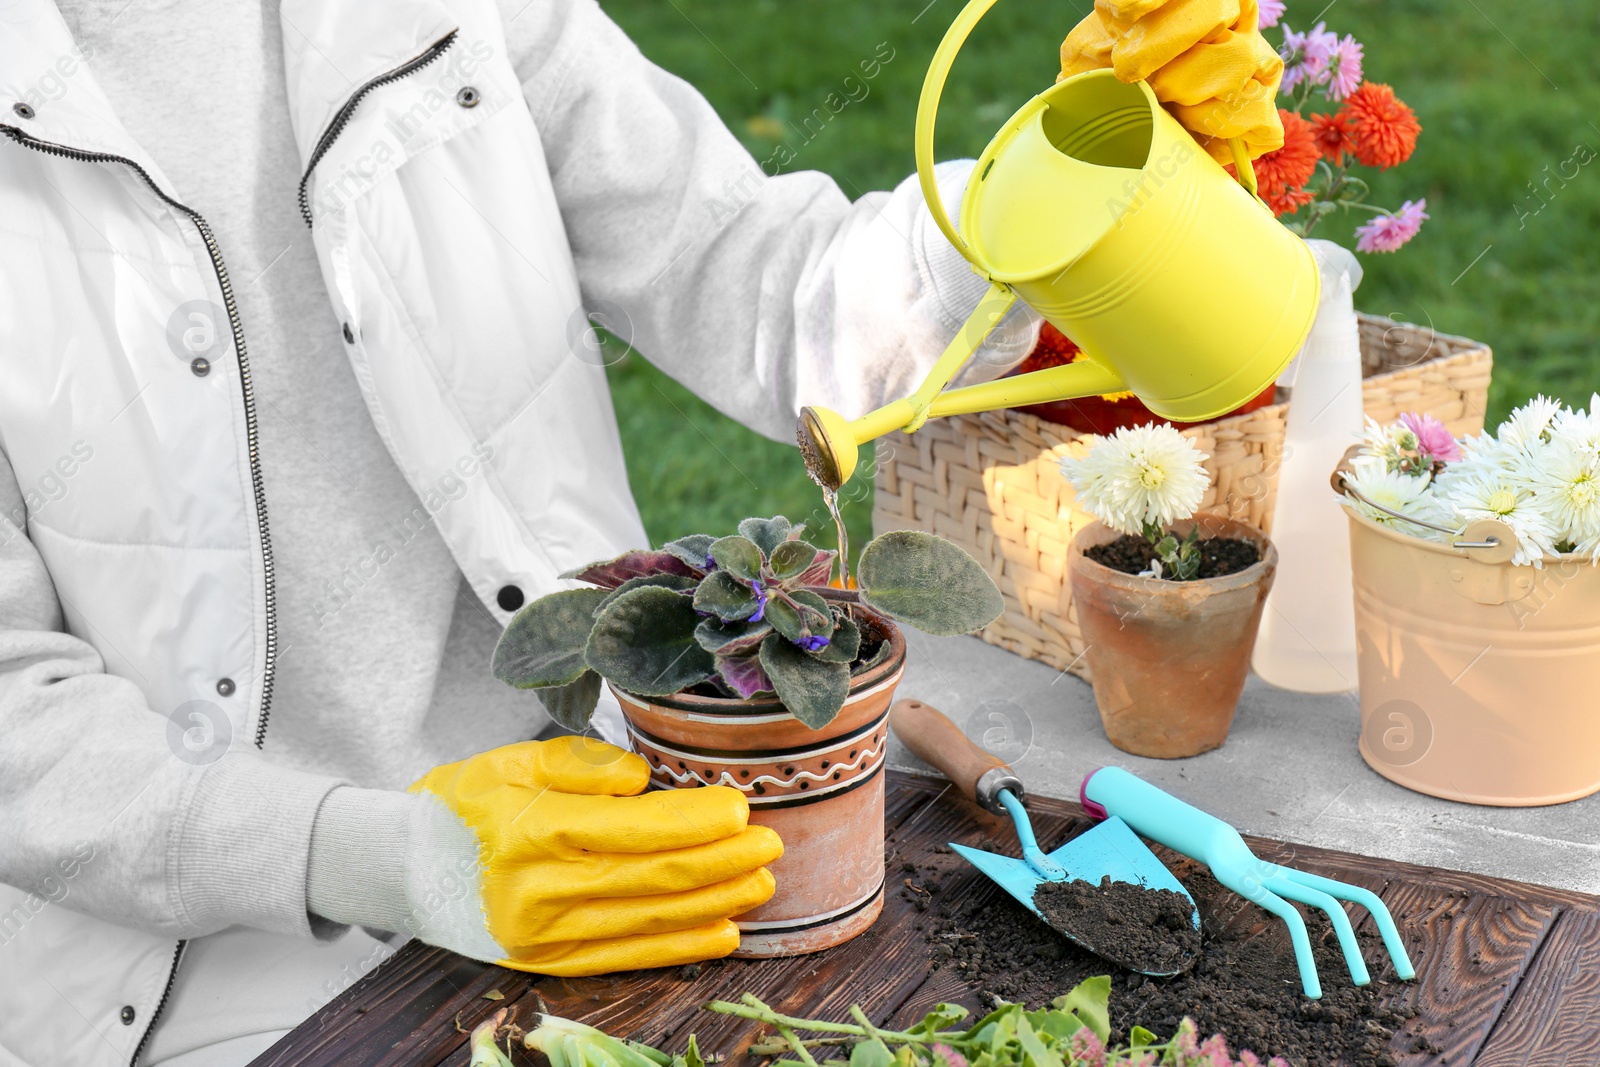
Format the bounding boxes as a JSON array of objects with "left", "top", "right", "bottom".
[
  {"left": 190, "top": 357, "right": 210, "bottom": 376},
  {"left": 456, "top": 86, "right": 480, "bottom": 108},
  {"left": 12, "top": 102, "right": 35, "bottom": 119},
  {"left": 119, "top": 1006, "right": 135, "bottom": 1025},
  {"left": 342, "top": 322, "right": 354, "bottom": 343},
  {"left": 216, "top": 677, "right": 236, "bottom": 697},
  {"left": 496, "top": 585, "right": 523, "bottom": 611}
]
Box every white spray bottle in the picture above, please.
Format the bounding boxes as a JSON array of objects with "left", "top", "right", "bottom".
[{"left": 1251, "top": 241, "right": 1364, "bottom": 693}]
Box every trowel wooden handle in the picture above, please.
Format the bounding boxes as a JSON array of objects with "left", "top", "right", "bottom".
[{"left": 889, "top": 699, "right": 1023, "bottom": 816}]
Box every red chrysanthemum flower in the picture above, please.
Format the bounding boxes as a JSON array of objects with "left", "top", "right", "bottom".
[
  {"left": 1309, "top": 110, "right": 1358, "bottom": 166},
  {"left": 1015, "top": 321, "right": 1080, "bottom": 374},
  {"left": 1230, "top": 109, "right": 1320, "bottom": 217},
  {"left": 1343, "top": 81, "right": 1421, "bottom": 170}
]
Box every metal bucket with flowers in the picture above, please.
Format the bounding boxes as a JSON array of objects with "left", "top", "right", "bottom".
[{"left": 1333, "top": 401, "right": 1600, "bottom": 805}]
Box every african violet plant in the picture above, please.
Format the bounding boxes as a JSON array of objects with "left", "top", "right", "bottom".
[{"left": 493, "top": 516, "right": 1003, "bottom": 730}]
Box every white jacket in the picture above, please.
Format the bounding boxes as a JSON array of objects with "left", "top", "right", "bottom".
[{"left": 0, "top": 0, "right": 1035, "bottom": 1062}]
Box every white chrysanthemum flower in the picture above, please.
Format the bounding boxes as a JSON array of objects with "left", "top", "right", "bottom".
[
  {"left": 1549, "top": 394, "right": 1600, "bottom": 460},
  {"left": 1435, "top": 462, "right": 1555, "bottom": 567},
  {"left": 1343, "top": 456, "right": 1449, "bottom": 541},
  {"left": 1059, "top": 424, "right": 1210, "bottom": 536},
  {"left": 1497, "top": 394, "right": 1563, "bottom": 450},
  {"left": 1361, "top": 415, "right": 1413, "bottom": 473},
  {"left": 1524, "top": 438, "right": 1600, "bottom": 559}
]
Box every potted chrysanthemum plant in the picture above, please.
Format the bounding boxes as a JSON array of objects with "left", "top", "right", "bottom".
[
  {"left": 1336, "top": 399, "right": 1600, "bottom": 805},
  {"left": 491, "top": 517, "right": 1003, "bottom": 955},
  {"left": 1060, "top": 425, "right": 1279, "bottom": 758}
]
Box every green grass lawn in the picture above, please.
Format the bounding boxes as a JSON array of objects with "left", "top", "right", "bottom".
[{"left": 601, "top": 0, "right": 1600, "bottom": 552}]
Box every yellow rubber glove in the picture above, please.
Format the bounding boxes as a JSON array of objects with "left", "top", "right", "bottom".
[
  {"left": 1060, "top": 0, "right": 1284, "bottom": 164},
  {"left": 403, "top": 736, "right": 782, "bottom": 976}
]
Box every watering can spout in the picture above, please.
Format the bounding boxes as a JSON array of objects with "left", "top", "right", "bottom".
[{"left": 799, "top": 0, "right": 1319, "bottom": 490}]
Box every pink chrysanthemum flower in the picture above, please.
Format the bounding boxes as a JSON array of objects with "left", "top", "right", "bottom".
[
  {"left": 1258, "top": 0, "right": 1285, "bottom": 29},
  {"left": 1354, "top": 199, "right": 1429, "bottom": 253},
  {"left": 1280, "top": 21, "right": 1338, "bottom": 91},
  {"left": 1400, "top": 411, "right": 1463, "bottom": 464},
  {"left": 1326, "top": 34, "right": 1364, "bottom": 100}
]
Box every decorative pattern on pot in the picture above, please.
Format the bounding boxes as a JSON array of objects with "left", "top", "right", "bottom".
[
  {"left": 625, "top": 712, "right": 890, "bottom": 806},
  {"left": 608, "top": 622, "right": 906, "bottom": 958}
]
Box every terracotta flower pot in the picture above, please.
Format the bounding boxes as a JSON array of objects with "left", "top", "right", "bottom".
[
  {"left": 1068, "top": 515, "right": 1278, "bottom": 758},
  {"left": 609, "top": 612, "right": 905, "bottom": 958}
]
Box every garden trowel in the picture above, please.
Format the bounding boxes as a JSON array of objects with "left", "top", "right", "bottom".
[{"left": 889, "top": 699, "right": 1199, "bottom": 977}]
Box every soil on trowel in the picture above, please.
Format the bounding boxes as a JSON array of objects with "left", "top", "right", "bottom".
[
  {"left": 1086, "top": 535, "right": 1260, "bottom": 579},
  {"left": 1032, "top": 877, "right": 1201, "bottom": 976},
  {"left": 921, "top": 858, "right": 1415, "bottom": 1066}
]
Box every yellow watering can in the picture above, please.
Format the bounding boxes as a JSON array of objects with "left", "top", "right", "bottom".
[{"left": 798, "top": 0, "right": 1320, "bottom": 490}]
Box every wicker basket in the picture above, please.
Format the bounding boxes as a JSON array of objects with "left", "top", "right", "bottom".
[{"left": 872, "top": 314, "right": 1493, "bottom": 681}]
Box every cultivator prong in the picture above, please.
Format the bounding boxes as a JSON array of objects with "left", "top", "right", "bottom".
[{"left": 1082, "top": 767, "right": 1420, "bottom": 1000}]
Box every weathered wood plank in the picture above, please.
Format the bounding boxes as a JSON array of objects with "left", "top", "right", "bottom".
[
  {"left": 1367, "top": 882, "right": 1558, "bottom": 1065},
  {"left": 1474, "top": 908, "right": 1600, "bottom": 1067}
]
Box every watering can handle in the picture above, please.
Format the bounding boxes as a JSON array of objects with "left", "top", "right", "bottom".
[
  {"left": 916, "top": 0, "right": 1263, "bottom": 248},
  {"left": 914, "top": 0, "right": 1000, "bottom": 263}
]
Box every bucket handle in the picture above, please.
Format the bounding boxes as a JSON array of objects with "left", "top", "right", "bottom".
[
  {"left": 915, "top": 0, "right": 1264, "bottom": 266},
  {"left": 1331, "top": 470, "right": 1513, "bottom": 554}
]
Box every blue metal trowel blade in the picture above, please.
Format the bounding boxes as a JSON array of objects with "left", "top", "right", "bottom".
[{"left": 950, "top": 813, "right": 1200, "bottom": 977}]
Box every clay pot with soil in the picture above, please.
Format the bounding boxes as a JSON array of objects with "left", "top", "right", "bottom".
[
  {"left": 491, "top": 515, "right": 1002, "bottom": 957},
  {"left": 1059, "top": 426, "right": 1277, "bottom": 759},
  {"left": 1069, "top": 516, "right": 1276, "bottom": 757}
]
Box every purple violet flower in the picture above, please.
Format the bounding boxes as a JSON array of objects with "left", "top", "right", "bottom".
[
  {"left": 796, "top": 634, "right": 831, "bottom": 653},
  {"left": 748, "top": 578, "right": 767, "bottom": 623}
]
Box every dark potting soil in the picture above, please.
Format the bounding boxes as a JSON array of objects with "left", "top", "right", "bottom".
[
  {"left": 1086, "top": 535, "right": 1260, "bottom": 580},
  {"left": 919, "top": 859, "right": 1414, "bottom": 1067},
  {"left": 1032, "top": 877, "right": 1201, "bottom": 977}
]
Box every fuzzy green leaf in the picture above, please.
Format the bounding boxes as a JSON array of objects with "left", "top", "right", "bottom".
[
  {"left": 661, "top": 534, "right": 715, "bottom": 571},
  {"left": 492, "top": 587, "right": 609, "bottom": 688},
  {"left": 595, "top": 573, "right": 698, "bottom": 616},
  {"left": 768, "top": 539, "right": 820, "bottom": 581},
  {"left": 857, "top": 530, "right": 1003, "bottom": 636},
  {"left": 737, "top": 516, "right": 793, "bottom": 556},
  {"left": 695, "top": 617, "right": 772, "bottom": 656},
  {"left": 709, "top": 535, "right": 764, "bottom": 581},
  {"left": 814, "top": 616, "right": 861, "bottom": 664},
  {"left": 535, "top": 669, "right": 602, "bottom": 731},
  {"left": 759, "top": 633, "right": 849, "bottom": 728},
  {"left": 764, "top": 590, "right": 834, "bottom": 643},
  {"left": 586, "top": 586, "right": 715, "bottom": 696},
  {"left": 847, "top": 1040, "right": 894, "bottom": 1067},
  {"left": 692, "top": 570, "right": 761, "bottom": 622}
]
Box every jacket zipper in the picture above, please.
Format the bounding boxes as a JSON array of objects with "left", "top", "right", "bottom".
[
  {"left": 296, "top": 30, "right": 457, "bottom": 227},
  {"left": 2, "top": 126, "right": 280, "bottom": 750},
  {"left": 129, "top": 940, "right": 187, "bottom": 1067}
]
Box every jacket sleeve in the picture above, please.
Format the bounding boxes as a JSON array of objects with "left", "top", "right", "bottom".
[
  {"left": 0, "top": 449, "right": 346, "bottom": 941},
  {"left": 498, "top": 0, "right": 1041, "bottom": 443}
]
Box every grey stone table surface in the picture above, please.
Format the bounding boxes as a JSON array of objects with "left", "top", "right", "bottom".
[{"left": 891, "top": 628, "right": 1600, "bottom": 896}]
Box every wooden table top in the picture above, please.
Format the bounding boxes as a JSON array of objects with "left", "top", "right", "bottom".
[{"left": 251, "top": 771, "right": 1600, "bottom": 1067}]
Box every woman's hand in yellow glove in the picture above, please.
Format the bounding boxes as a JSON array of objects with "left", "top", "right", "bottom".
[{"left": 401, "top": 736, "right": 782, "bottom": 976}]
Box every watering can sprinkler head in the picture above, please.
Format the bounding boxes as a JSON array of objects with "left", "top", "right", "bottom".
[
  {"left": 797, "top": 0, "right": 1321, "bottom": 489},
  {"left": 798, "top": 405, "right": 857, "bottom": 492}
]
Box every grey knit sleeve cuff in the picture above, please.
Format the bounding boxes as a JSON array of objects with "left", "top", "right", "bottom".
[{"left": 306, "top": 786, "right": 418, "bottom": 937}]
